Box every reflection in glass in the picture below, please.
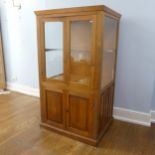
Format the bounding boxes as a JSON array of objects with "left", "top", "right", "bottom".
[
  {"left": 70, "top": 20, "right": 92, "bottom": 85},
  {"left": 101, "top": 17, "right": 117, "bottom": 88},
  {"left": 45, "top": 22, "right": 64, "bottom": 80}
]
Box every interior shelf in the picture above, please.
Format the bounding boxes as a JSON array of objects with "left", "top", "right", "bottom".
[{"left": 45, "top": 48, "right": 62, "bottom": 52}]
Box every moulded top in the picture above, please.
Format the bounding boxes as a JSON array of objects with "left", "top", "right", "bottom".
[{"left": 35, "top": 5, "right": 121, "bottom": 18}]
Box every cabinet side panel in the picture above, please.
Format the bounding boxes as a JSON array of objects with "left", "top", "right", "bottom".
[
  {"left": 101, "top": 16, "right": 118, "bottom": 89},
  {"left": 99, "top": 84, "right": 114, "bottom": 134}
]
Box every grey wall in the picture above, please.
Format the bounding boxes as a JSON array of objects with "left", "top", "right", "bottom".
[
  {"left": 0, "top": 0, "right": 45, "bottom": 88},
  {"left": 151, "top": 81, "right": 155, "bottom": 110},
  {"left": 1, "top": 0, "right": 155, "bottom": 113}
]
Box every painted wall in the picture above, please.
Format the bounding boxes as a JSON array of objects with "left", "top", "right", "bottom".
[
  {"left": 151, "top": 81, "right": 155, "bottom": 111},
  {"left": 1, "top": 0, "right": 155, "bottom": 113},
  {"left": 0, "top": 0, "right": 45, "bottom": 88}
]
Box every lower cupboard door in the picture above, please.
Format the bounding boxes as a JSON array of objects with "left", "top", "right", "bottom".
[
  {"left": 66, "top": 94, "right": 93, "bottom": 137},
  {"left": 45, "top": 90, "right": 65, "bottom": 128}
]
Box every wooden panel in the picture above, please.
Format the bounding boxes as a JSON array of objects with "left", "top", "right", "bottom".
[
  {"left": 35, "top": 5, "right": 121, "bottom": 18},
  {"left": 99, "top": 84, "right": 114, "bottom": 133},
  {"left": 67, "top": 95, "right": 91, "bottom": 136},
  {"left": 46, "top": 91, "right": 63, "bottom": 125}
]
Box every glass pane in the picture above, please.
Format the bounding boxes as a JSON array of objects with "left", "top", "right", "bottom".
[
  {"left": 45, "top": 22, "right": 64, "bottom": 80},
  {"left": 101, "top": 17, "right": 117, "bottom": 88},
  {"left": 70, "top": 20, "right": 92, "bottom": 85}
]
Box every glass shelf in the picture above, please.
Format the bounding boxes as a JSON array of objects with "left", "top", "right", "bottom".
[
  {"left": 45, "top": 48, "right": 62, "bottom": 52},
  {"left": 71, "top": 49, "right": 91, "bottom": 62},
  {"left": 47, "top": 74, "right": 64, "bottom": 81},
  {"left": 70, "top": 75, "right": 90, "bottom": 85}
]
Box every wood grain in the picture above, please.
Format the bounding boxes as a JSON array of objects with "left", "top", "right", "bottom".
[
  {"left": 46, "top": 91, "right": 63, "bottom": 124},
  {"left": 0, "top": 92, "right": 155, "bottom": 154},
  {"left": 35, "top": 5, "right": 121, "bottom": 18}
]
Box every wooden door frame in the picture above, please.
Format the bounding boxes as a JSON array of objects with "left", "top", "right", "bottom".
[
  {"left": 66, "top": 15, "right": 97, "bottom": 90},
  {"left": 39, "top": 17, "right": 67, "bottom": 84},
  {"left": 0, "top": 31, "right": 6, "bottom": 89},
  {"left": 37, "top": 14, "right": 99, "bottom": 136}
]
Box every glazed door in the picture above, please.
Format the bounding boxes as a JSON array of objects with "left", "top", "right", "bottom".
[
  {"left": 67, "top": 16, "right": 96, "bottom": 88},
  {"left": 40, "top": 16, "right": 96, "bottom": 83},
  {"left": 0, "top": 31, "right": 5, "bottom": 89},
  {"left": 42, "top": 19, "right": 66, "bottom": 82},
  {"left": 39, "top": 16, "right": 96, "bottom": 131},
  {"left": 40, "top": 18, "right": 67, "bottom": 128},
  {"left": 65, "top": 16, "right": 96, "bottom": 136}
]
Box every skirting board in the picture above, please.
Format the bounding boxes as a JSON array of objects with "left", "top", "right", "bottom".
[
  {"left": 7, "top": 82, "right": 155, "bottom": 127},
  {"left": 113, "top": 107, "right": 151, "bottom": 127},
  {"left": 150, "top": 111, "right": 155, "bottom": 123},
  {"left": 7, "top": 82, "right": 40, "bottom": 97}
]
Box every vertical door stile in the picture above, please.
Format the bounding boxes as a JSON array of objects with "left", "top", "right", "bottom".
[
  {"left": 90, "top": 15, "right": 96, "bottom": 91},
  {"left": 64, "top": 17, "right": 70, "bottom": 128},
  {"left": 41, "top": 19, "right": 46, "bottom": 81},
  {"left": 114, "top": 21, "right": 120, "bottom": 83},
  {"left": 64, "top": 18, "right": 70, "bottom": 85},
  {"left": 38, "top": 17, "right": 47, "bottom": 122}
]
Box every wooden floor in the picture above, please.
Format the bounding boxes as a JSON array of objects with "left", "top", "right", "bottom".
[{"left": 0, "top": 92, "right": 155, "bottom": 155}]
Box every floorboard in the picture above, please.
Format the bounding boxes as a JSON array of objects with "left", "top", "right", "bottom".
[{"left": 0, "top": 92, "right": 155, "bottom": 155}]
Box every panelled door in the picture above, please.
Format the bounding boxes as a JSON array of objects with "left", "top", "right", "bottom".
[
  {"left": 39, "top": 15, "right": 97, "bottom": 134},
  {"left": 67, "top": 15, "right": 96, "bottom": 88},
  {"left": 65, "top": 15, "right": 97, "bottom": 136},
  {"left": 40, "top": 18, "right": 67, "bottom": 128},
  {"left": 66, "top": 93, "right": 95, "bottom": 137}
]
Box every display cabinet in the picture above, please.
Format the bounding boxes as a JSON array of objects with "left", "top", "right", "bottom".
[{"left": 35, "top": 5, "right": 121, "bottom": 146}]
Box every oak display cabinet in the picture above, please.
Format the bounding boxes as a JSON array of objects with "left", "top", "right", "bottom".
[{"left": 35, "top": 5, "right": 121, "bottom": 146}]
